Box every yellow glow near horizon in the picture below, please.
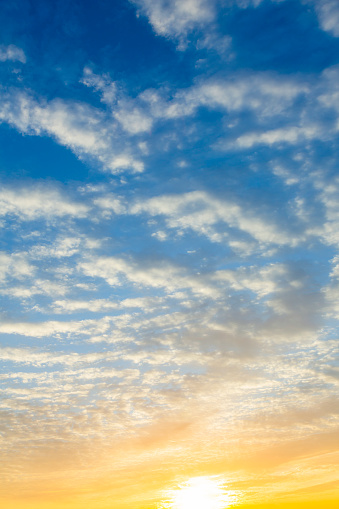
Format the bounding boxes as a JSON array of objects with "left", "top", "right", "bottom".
[{"left": 160, "top": 476, "right": 237, "bottom": 509}]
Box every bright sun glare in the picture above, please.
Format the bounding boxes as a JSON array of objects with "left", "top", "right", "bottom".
[{"left": 160, "top": 476, "right": 237, "bottom": 509}]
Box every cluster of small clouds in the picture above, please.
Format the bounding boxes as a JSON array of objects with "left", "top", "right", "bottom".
[
  {"left": 129, "top": 0, "right": 339, "bottom": 49},
  {"left": 1, "top": 172, "right": 337, "bottom": 480},
  {"left": 1, "top": 1, "right": 339, "bottom": 501},
  {"left": 1, "top": 57, "right": 339, "bottom": 175},
  {"left": 138, "top": 72, "right": 308, "bottom": 124},
  {"left": 130, "top": 190, "right": 299, "bottom": 247},
  {"left": 0, "top": 88, "right": 144, "bottom": 174},
  {"left": 1, "top": 169, "right": 338, "bottom": 263},
  {"left": 1, "top": 242, "right": 338, "bottom": 505}
]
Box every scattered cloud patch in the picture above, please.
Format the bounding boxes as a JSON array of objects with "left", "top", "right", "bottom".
[
  {"left": 313, "top": 0, "right": 339, "bottom": 37},
  {"left": 0, "top": 44, "right": 26, "bottom": 63},
  {"left": 131, "top": 190, "right": 299, "bottom": 247},
  {"left": 0, "top": 89, "right": 144, "bottom": 174},
  {"left": 0, "top": 184, "right": 89, "bottom": 220},
  {"left": 130, "top": 0, "right": 216, "bottom": 43}
]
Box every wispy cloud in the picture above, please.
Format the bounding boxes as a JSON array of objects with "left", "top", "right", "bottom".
[
  {"left": 0, "top": 44, "right": 26, "bottom": 63},
  {"left": 130, "top": 0, "right": 216, "bottom": 43},
  {"left": 0, "top": 90, "right": 144, "bottom": 174},
  {"left": 130, "top": 190, "right": 301, "bottom": 247},
  {"left": 313, "top": 0, "right": 339, "bottom": 37},
  {"left": 0, "top": 184, "right": 89, "bottom": 220}
]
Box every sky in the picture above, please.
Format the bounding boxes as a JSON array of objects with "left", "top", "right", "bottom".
[{"left": 0, "top": 0, "right": 339, "bottom": 508}]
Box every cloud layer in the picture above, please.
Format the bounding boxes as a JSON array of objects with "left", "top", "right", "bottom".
[{"left": 1, "top": 1, "right": 339, "bottom": 508}]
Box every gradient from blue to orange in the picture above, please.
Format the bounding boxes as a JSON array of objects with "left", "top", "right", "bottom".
[{"left": 0, "top": 0, "right": 338, "bottom": 508}]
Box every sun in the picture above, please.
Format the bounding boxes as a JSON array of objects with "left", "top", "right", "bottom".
[{"left": 160, "top": 476, "right": 237, "bottom": 509}]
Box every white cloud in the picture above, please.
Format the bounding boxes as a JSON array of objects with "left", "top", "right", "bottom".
[
  {"left": 27, "top": 234, "right": 101, "bottom": 260},
  {"left": 311, "top": 175, "right": 339, "bottom": 247},
  {"left": 93, "top": 194, "right": 127, "bottom": 215},
  {"left": 29, "top": 237, "right": 81, "bottom": 258},
  {"left": 52, "top": 296, "right": 161, "bottom": 313},
  {"left": 196, "top": 32, "right": 232, "bottom": 56},
  {"left": 114, "top": 105, "right": 153, "bottom": 134},
  {"left": 81, "top": 67, "right": 117, "bottom": 104},
  {"left": 140, "top": 73, "right": 308, "bottom": 121},
  {"left": 318, "top": 65, "right": 339, "bottom": 116},
  {"left": 131, "top": 190, "right": 298, "bottom": 246},
  {"left": 131, "top": 0, "right": 215, "bottom": 41},
  {"left": 0, "top": 91, "right": 106, "bottom": 150},
  {"left": 52, "top": 299, "right": 120, "bottom": 313},
  {"left": 76, "top": 67, "right": 312, "bottom": 159},
  {"left": 104, "top": 154, "right": 144, "bottom": 174},
  {"left": 0, "top": 184, "right": 89, "bottom": 220},
  {"left": 129, "top": 0, "right": 290, "bottom": 50},
  {"left": 0, "top": 89, "right": 144, "bottom": 174},
  {"left": 151, "top": 230, "right": 168, "bottom": 241},
  {"left": 232, "top": 125, "right": 320, "bottom": 149},
  {"left": 2, "top": 279, "right": 69, "bottom": 299},
  {"left": 215, "top": 263, "right": 289, "bottom": 298},
  {"left": 81, "top": 68, "right": 152, "bottom": 135},
  {"left": 79, "top": 255, "right": 219, "bottom": 297},
  {"left": 0, "top": 251, "right": 34, "bottom": 282},
  {"left": 0, "top": 346, "right": 117, "bottom": 366},
  {"left": 0, "top": 44, "right": 26, "bottom": 63},
  {"left": 323, "top": 256, "right": 339, "bottom": 318},
  {"left": 0, "top": 316, "right": 114, "bottom": 339},
  {"left": 195, "top": 76, "right": 307, "bottom": 116},
  {"left": 313, "top": 0, "right": 339, "bottom": 37}
]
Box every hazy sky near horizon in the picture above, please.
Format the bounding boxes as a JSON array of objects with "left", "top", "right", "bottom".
[{"left": 1, "top": 1, "right": 339, "bottom": 508}]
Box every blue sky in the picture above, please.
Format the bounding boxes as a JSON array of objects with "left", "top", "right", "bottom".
[{"left": 1, "top": 1, "right": 339, "bottom": 508}]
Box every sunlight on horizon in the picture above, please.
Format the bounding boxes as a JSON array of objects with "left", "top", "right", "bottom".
[{"left": 159, "top": 476, "right": 238, "bottom": 509}]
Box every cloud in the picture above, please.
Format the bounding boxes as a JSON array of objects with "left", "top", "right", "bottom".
[
  {"left": 0, "top": 316, "right": 135, "bottom": 344},
  {"left": 0, "top": 89, "right": 144, "bottom": 174},
  {"left": 81, "top": 68, "right": 153, "bottom": 135},
  {"left": 28, "top": 234, "right": 101, "bottom": 259},
  {"left": 232, "top": 125, "right": 320, "bottom": 149},
  {"left": 313, "top": 0, "right": 339, "bottom": 37},
  {"left": 129, "top": 0, "right": 283, "bottom": 50},
  {"left": 141, "top": 73, "right": 308, "bottom": 120},
  {"left": 130, "top": 190, "right": 299, "bottom": 247},
  {"left": 2, "top": 279, "right": 69, "bottom": 299},
  {"left": 0, "top": 184, "right": 89, "bottom": 220},
  {"left": 318, "top": 65, "right": 339, "bottom": 116},
  {"left": 105, "top": 154, "right": 144, "bottom": 173},
  {"left": 114, "top": 104, "right": 153, "bottom": 134},
  {"left": 0, "top": 91, "right": 106, "bottom": 150},
  {"left": 130, "top": 0, "right": 215, "bottom": 42},
  {"left": 215, "top": 263, "right": 290, "bottom": 297},
  {"left": 79, "top": 254, "right": 219, "bottom": 297},
  {"left": 81, "top": 67, "right": 117, "bottom": 105},
  {"left": 0, "top": 44, "right": 26, "bottom": 63},
  {"left": 309, "top": 173, "right": 339, "bottom": 247},
  {"left": 93, "top": 194, "right": 127, "bottom": 215},
  {"left": 51, "top": 296, "right": 161, "bottom": 313},
  {"left": 0, "top": 251, "right": 34, "bottom": 282},
  {"left": 75, "top": 64, "right": 339, "bottom": 163},
  {"left": 0, "top": 346, "right": 117, "bottom": 366},
  {"left": 0, "top": 314, "right": 125, "bottom": 340}
]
